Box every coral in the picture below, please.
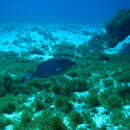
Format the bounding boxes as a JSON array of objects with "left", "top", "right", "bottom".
[{"left": 105, "top": 9, "right": 130, "bottom": 47}]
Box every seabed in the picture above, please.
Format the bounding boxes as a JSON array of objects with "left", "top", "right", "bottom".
[{"left": 0, "top": 23, "right": 130, "bottom": 130}]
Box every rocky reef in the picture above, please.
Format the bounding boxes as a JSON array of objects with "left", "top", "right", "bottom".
[
  {"left": 0, "top": 10, "right": 130, "bottom": 129},
  {"left": 105, "top": 9, "right": 130, "bottom": 47}
]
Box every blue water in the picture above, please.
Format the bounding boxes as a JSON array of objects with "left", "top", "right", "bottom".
[{"left": 0, "top": 0, "right": 130, "bottom": 25}]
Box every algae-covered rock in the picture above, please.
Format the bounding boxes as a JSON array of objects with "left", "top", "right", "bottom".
[
  {"left": 105, "top": 9, "right": 130, "bottom": 47},
  {"left": 53, "top": 42, "right": 76, "bottom": 58},
  {"left": 77, "top": 34, "right": 107, "bottom": 54},
  {"left": 104, "top": 35, "right": 130, "bottom": 55}
]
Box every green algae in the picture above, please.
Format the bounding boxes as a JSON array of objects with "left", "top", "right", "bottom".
[
  {"left": 69, "top": 111, "right": 83, "bottom": 128},
  {"left": 0, "top": 115, "right": 11, "bottom": 129},
  {"left": 105, "top": 9, "right": 130, "bottom": 47},
  {"left": 110, "top": 108, "right": 130, "bottom": 128},
  {"left": 29, "top": 110, "right": 67, "bottom": 130},
  {"left": 54, "top": 95, "right": 73, "bottom": 113},
  {"left": 0, "top": 50, "right": 130, "bottom": 129},
  {"left": 0, "top": 51, "right": 39, "bottom": 75},
  {"left": 0, "top": 95, "right": 26, "bottom": 114}
]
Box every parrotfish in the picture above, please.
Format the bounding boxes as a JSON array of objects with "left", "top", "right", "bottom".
[{"left": 21, "top": 57, "right": 75, "bottom": 83}]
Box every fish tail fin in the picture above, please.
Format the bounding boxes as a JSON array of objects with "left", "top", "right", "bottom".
[{"left": 20, "top": 72, "right": 34, "bottom": 84}]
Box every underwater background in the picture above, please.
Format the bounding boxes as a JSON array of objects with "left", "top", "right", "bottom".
[
  {"left": 0, "top": 0, "right": 130, "bottom": 130},
  {"left": 0, "top": 0, "right": 130, "bottom": 24}
]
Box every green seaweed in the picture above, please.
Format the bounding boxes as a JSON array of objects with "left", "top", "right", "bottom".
[
  {"left": 0, "top": 115, "right": 11, "bottom": 129},
  {"left": 0, "top": 98, "right": 17, "bottom": 114},
  {"left": 30, "top": 110, "right": 67, "bottom": 130},
  {"left": 117, "top": 85, "right": 130, "bottom": 102},
  {"left": 0, "top": 34, "right": 130, "bottom": 129},
  {"left": 20, "top": 110, "right": 33, "bottom": 127},
  {"left": 110, "top": 108, "right": 127, "bottom": 127},
  {"left": 54, "top": 96, "right": 73, "bottom": 113},
  {"left": 69, "top": 111, "right": 83, "bottom": 125}
]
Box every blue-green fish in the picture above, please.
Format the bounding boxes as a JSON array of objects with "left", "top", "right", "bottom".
[{"left": 22, "top": 57, "right": 75, "bottom": 83}]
